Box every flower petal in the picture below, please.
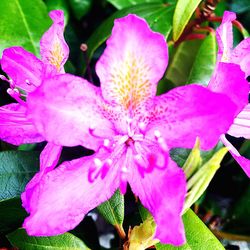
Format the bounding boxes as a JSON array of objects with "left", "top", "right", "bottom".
[
  {"left": 22, "top": 151, "right": 120, "bottom": 236},
  {"left": 227, "top": 104, "right": 250, "bottom": 139},
  {"left": 216, "top": 11, "right": 235, "bottom": 62},
  {"left": 221, "top": 135, "right": 250, "bottom": 177},
  {"left": 0, "top": 103, "right": 44, "bottom": 145},
  {"left": 96, "top": 14, "right": 168, "bottom": 112},
  {"left": 27, "top": 74, "right": 115, "bottom": 150},
  {"left": 22, "top": 142, "right": 62, "bottom": 212},
  {"left": 1, "top": 47, "right": 43, "bottom": 92},
  {"left": 146, "top": 84, "right": 237, "bottom": 150},
  {"left": 40, "top": 10, "right": 69, "bottom": 72},
  {"left": 208, "top": 62, "right": 249, "bottom": 114},
  {"left": 232, "top": 38, "right": 250, "bottom": 77},
  {"left": 128, "top": 154, "right": 186, "bottom": 245}
]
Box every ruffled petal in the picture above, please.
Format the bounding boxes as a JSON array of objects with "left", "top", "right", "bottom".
[
  {"left": 27, "top": 74, "right": 115, "bottom": 150},
  {"left": 0, "top": 103, "right": 44, "bottom": 145},
  {"left": 208, "top": 62, "right": 249, "bottom": 114},
  {"left": 22, "top": 142, "right": 62, "bottom": 212},
  {"left": 221, "top": 135, "right": 250, "bottom": 177},
  {"left": 40, "top": 10, "right": 69, "bottom": 72},
  {"left": 146, "top": 84, "right": 237, "bottom": 150},
  {"left": 96, "top": 14, "right": 168, "bottom": 113},
  {"left": 232, "top": 38, "right": 250, "bottom": 76},
  {"left": 128, "top": 154, "right": 186, "bottom": 245},
  {"left": 22, "top": 151, "right": 120, "bottom": 236},
  {"left": 1, "top": 47, "right": 43, "bottom": 92},
  {"left": 227, "top": 104, "right": 250, "bottom": 139},
  {"left": 216, "top": 11, "right": 235, "bottom": 62}
]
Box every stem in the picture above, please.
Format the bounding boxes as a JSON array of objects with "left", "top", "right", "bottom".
[
  {"left": 115, "top": 224, "right": 126, "bottom": 240},
  {"left": 211, "top": 229, "right": 250, "bottom": 241}
]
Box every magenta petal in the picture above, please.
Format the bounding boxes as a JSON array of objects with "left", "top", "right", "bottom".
[
  {"left": 221, "top": 135, "right": 250, "bottom": 177},
  {"left": 22, "top": 152, "right": 120, "bottom": 236},
  {"left": 96, "top": 14, "right": 168, "bottom": 111},
  {"left": 22, "top": 143, "right": 62, "bottom": 212},
  {"left": 216, "top": 11, "right": 235, "bottom": 62},
  {"left": 27, "top": 73, "right": 115, "bottom": 150},
  {"left": 208, "top": 62, "right": 249, "bottom": 114},
  {"left": 40, "top": 10, "right": 69, "bottom": 72},
  {"left": 227, "top": 104, "right": 250, "bottom": 139},
  {"left": 0, "top": 103, "right": 44, "bottom": 145},
  {"left": 1, "top": 47, "right": 43, "bottom": 92},
  {"left": 232, "top": 38, "right": 250, "bottom": 76},
  {"left": 146, "top": 84, "right": 237, "bottom": 150},
  {"left": 129, "top": 155, "right": 186, "bottom": 245}
]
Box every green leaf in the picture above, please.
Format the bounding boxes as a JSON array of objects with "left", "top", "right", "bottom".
[
  {"left": 0, "top": 151, "right": 40, "bottom": 200},
  {"left": 156, "top": 209, "right": 225, "bottom": 250},
  {"left": 187, "top": 33, "right": 217, "bottom": 86},
  {"left": 68, "top": 0, "right": 92, "bottom": 20},
  {"left": 85, "top": 3, "right": 175, "bottom": 72},
  {"left": 7, "top": 229, "right": 89, "bottom": 250},
  {"left": 97, "top": 190, "right": 124, "bottom": 226},
  {"left": 45, "top": 0, "right": 70, "bottom": 24},
  {"left": 173, "top": 0, "right": 202, "bottom": 41},
  {"left": 107, "top": 0, "right": 164, "bottom": 10},
  {"left": 184, "top": 147, "right": 228, "bottom": 213},
  {"left": 0, "top": 198, "right": 27, "bottom": 233},
  {"left": 0, "top": 0, "right": 51, "bottom": 57},
  {"left": 165, "top": 39, "right": 202, "bottom": 86}
]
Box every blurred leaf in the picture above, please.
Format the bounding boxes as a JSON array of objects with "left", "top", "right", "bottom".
[
  {"left": 165, "top": 39, "right": 202, "bottom": 86},
  {"left": 85, "top": 3, "right": 175, "bottom": 72},
  {"left": 45, "top": 0, "right": 70, "bottom": 23},
  {"left": 231, "top": 0, "right": 250, "bottom": 14},
  {"left": 18, "top": 144, "right": 36, "bottom": 151},
  {"left": 70, "top": 216, "right": 101, "bottom": 250},
  {"left": 0, "top": 198, "right": 27, "bottom": 233},
  {"left": 107, "top": 0, "right": 163, "bottom": 10},
  {"left": 173, "top": 0, "right": 202, "bottom": 41},
  {"left": 97, "top": 190, "right": 124, "bottom": 226},
  {"left": 7, "top": 229, "right": 89, "bottom": 250},
  {"left": 125, "top": 217, "right": 159, "bottom": 249},
  {"left": 156, "top": 209, "right": 224, "bottom": 249},
  {"left": 223, "top": 185, "right": 250, "bottom": 235},
  {"left": 68, "top": 0, "right": 92, "bottom": 20},
  {"left": 187, "top": 33, "right": 217, "bottom": 86},
  {"left": 0, "top": 151, "right": 39, "bottom": 200},
  {"left": 0, "top": 0, "right": 51, "bottom": 57}
]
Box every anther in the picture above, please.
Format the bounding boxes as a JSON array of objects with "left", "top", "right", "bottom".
[{"left": 25, "top": 79, "right": 31, "bottom": 85}]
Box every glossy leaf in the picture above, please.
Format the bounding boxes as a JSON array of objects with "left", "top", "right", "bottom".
[
  {"left": 187, "top": 33, "right": 217, "bottom": 86},
  {"left": 165, "top": 39, "right": 202, "bottom": 86},
  {"left": 85, "top": 3, "right": 175, "bottom": 72},
  {"left": 0, "top": 198, "right": 27, "bottom": 233},
  {"left": 68, "top": 0, "right": 92, "bottom": 20},
  {"left": 156, "top": 209, "right": 224, "bottom": 250},
  {"left": 173, "top": 0, "right": 202, "bottom": 41},
  {"left": 0, "top": 0, "right": 51, "bottom": 57},
  {"left": 0, "top": 151, "right": 39, "bottom": 200},
  {"left": 107, "top": 0, "right": 163, "bottom": 10},
  {"left": 7, "top": 229, "right": 89, "bottom": 250},
  {"left": 97, "top": 190, "right": 124, "bottom": 226}
]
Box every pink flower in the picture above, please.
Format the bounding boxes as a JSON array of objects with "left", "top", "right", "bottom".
[
  {"left": 22, "top": 14, "right": 239, "bottom": 245},
  {"left": 208, "top": 11, "right": 250, "bottom": 177},
  {"left": 0, "top": 10, "right": 69, "bottom": 146}
]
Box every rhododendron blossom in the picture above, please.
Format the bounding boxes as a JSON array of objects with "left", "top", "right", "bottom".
[
  {"left": 208, "top": 11, "right": 250, "bottom": 177},
  {"left": 0, "top": 10, "right": 68, "bottom": 146},
  {"left": 19, "top": 14, "right": 242, "bottom": 245}
]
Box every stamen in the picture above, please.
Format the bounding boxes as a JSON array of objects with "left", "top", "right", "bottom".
[
  {"left": 138, "top": 122, "right": 147, "bottom": 134},
  {"left": 154, "top": 130, "right": 168, "bottom": 152},
  {"left": 7, "top": 88, "right": 26, "bottom": 105},
  {"left": 126, "top": 117, "right": 134, "bottom": 137}
]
